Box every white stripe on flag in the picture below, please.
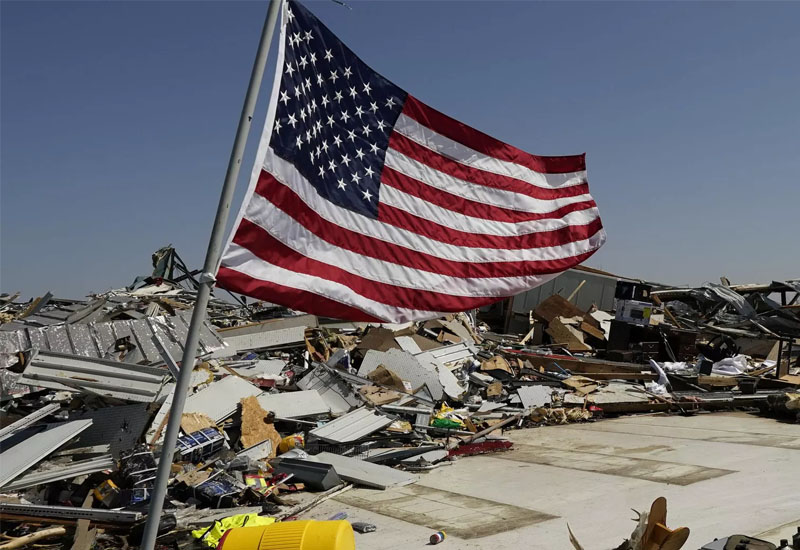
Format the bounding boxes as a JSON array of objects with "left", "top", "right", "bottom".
[
  {"left": 259, "top": 151, "right": 605, "bottom": 262},
  {"left": 379, "top": 185, "right": 600, "bottom": 237},
  {"left": 384, "top": 148, "right": 594, "bottom": 213},
  {"left": 242, "top": 196, "right": 594, "bottom": 296},
  {"left": 223, "top": 243, "right": 445, "bottom": 322},
  {"left": 393, "top": 113, "right": 587, "bottom": 189}
]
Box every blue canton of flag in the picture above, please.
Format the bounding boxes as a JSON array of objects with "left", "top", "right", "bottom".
[{"left": 270, "top": 1, "right": 407, "bottom": 218}]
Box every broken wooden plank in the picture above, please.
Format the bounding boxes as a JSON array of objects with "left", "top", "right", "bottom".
[
  {"left": 533, "top": 295, "right": 599, "bottom": 328},
  {"left": 577, "top": 372, "right": 658, "bottom": 381},
  {"left": 545, "top": 317, "right": 592, "bottom": 352},
  {"left": 580, "top": 322, "right": 606, "bottom": 341},
  {"left": 70, "top": 494, "right": 95, "bottom": 550}
]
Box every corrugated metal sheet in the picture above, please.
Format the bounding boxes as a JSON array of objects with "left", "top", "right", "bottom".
[
  {"left": 2, "top": 455, "right": 114, "bottom": 491},
  {"left": 312, "top": 452, "right": 417, "bottom": 489},
  {"left": 296, "top": 365, "right": 359, "bottom": 415},
  {"left": 0, "top": 403, "right": 61, "bottom": 442},
  {"left": 0, "top": 420, "right": 94, "bottom": 487},
  {"left": 0, "top": 311, "right": 226, "bottom": 364},
  {"left": 18, "top": 351, "right": 169, "bottom": 403},
  {"left": 222, "top": 326, "right": 306, "bottom": 352},
  {"left": 183, "top": 376, "right": 263, "bottom": 423},
  {"left": 0, "top": 502, "right": 142, "bottom": 523},
  {"left": 218, "top": 314, "right": 316, "bottom": 337},
  {"left": 217, "top": 315, "right": 315, "bottom": 352},
  {"left": 309, "top": 407, "right": 393, "bottom": 443},
  {"left": 416, "top": 342, "right": 477, "bottom": 367},
  {"left": 358, "top": 349, "right": 443, "bottom": 400},
  {"left": 257, "top": 390, "right": 329, "bottom": 418}
]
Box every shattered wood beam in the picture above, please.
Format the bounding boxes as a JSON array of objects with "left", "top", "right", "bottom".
[
  {"left": 70, "top": 494, "right": 96, "bottom": 550},
  {"left": 652, "top": 295, "right": 683, "bottom": 329},
  {"left": 277, "top": 483, "right": 353, "bottom": 520},
  {"left": 451, "top": 413, "right": 523, "bottom": 449},
  {"left": 0, "top": 527, "right": 66, "bottom": 550},
  {"left": 566, "top": 280, "right": 586, "bottom": 303}
]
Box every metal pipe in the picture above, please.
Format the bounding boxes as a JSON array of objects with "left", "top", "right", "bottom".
[{"left": 138, "top": 1, "right": 282, "bottom": 547}]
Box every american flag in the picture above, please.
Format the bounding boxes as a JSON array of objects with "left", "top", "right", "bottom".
[{"left": 217, "top": 0, "right": 606, "bottom": 323}]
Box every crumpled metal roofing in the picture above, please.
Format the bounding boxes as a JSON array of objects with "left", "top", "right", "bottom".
[
  {"left": 0, "top": 310, "right": 226, "bottom": 365},
  {"left": 358, "top": 348, "right": 443, "bottom": 400},
  {"left": 297, "top": 364, "right": 360, "bottom": 415},
  {"left": 309, "top": 406, "right": 393, "bottom": 443},
  {"left": 0, "top": 419, "right": 94, "bottom": 487},
  {"left": 18, "top": 351, "right": 170, "bottom": 403}
]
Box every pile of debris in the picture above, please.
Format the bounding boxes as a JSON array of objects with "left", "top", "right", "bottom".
[{"left": 0, "top": 249, "right": 798, "bottom": 548}]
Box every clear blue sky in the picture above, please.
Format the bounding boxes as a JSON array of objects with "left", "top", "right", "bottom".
[{"left": 2, "top": 1, "right": 798, "bottom": 299}]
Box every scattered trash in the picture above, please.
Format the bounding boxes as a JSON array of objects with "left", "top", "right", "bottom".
[
  {"left": 351, "top": 522, "right": 377, "bottom": 534},
  {"left": 1, "top": 247, "right": 798, "bottom": 548},
  {"left": 429, "top": 530, "right": 447, "bottom": 545}
]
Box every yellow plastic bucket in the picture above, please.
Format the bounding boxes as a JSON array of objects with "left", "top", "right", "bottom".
[{"left": 216, "top": 520, "right": 355, "bottom": 550}]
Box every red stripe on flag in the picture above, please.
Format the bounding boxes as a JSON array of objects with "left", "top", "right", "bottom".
[
  {"left": 256, "top": 171, "right": 600, "bottom": 276},
  {"left": 381, "top": 165, "right": 598, "bottom": 224},
  {"left": 377, "top": 202, "right": 604, "bottom": 251},
  {"left": 232, "top": 219, "right": 512, "bottom": 312},
  {"left": 401, "top": 95, "right": 586, "bottom": 175},
  {"left": 217, "top": 266, "right": 383, "bottom": 322},
  {"left": 388, "top": 132, "right": 588, "bottom": 199}
]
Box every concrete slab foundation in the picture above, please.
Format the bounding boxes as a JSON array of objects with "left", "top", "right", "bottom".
[{"left": 300, "top": 412, "right": 800, "bottom": 549}]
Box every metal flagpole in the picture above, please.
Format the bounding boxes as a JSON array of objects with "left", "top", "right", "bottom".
[{"left": 139, "top": 0, "right": 282, "bottom": 547}]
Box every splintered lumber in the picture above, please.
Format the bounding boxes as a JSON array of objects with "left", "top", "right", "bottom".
[
  {"left": 533, "top": 295, "right": 599, "bottom": 328},
  {"left": 545, "top": 318, "right": 592, "bottom": 352},
  {"left": 504, "top": 350, "right": 651, "bottom": 375},
  {"left": 697, "top": 376, "right": 739, "bottom": 389},
  {"left": 579, "top": 372, "right": 658, "bottom": 381},
  {"left": 451, "top": 413, "right": 523, "bottom": 449},
  {"left": 0, "top": 527, "right": 67, "bottom": 550},
  {"left": 580, "top": 322, "right": 606, "bottom": 341},
  {"left": 566, "top": 280, "right": 587, "bottom": 303}
]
